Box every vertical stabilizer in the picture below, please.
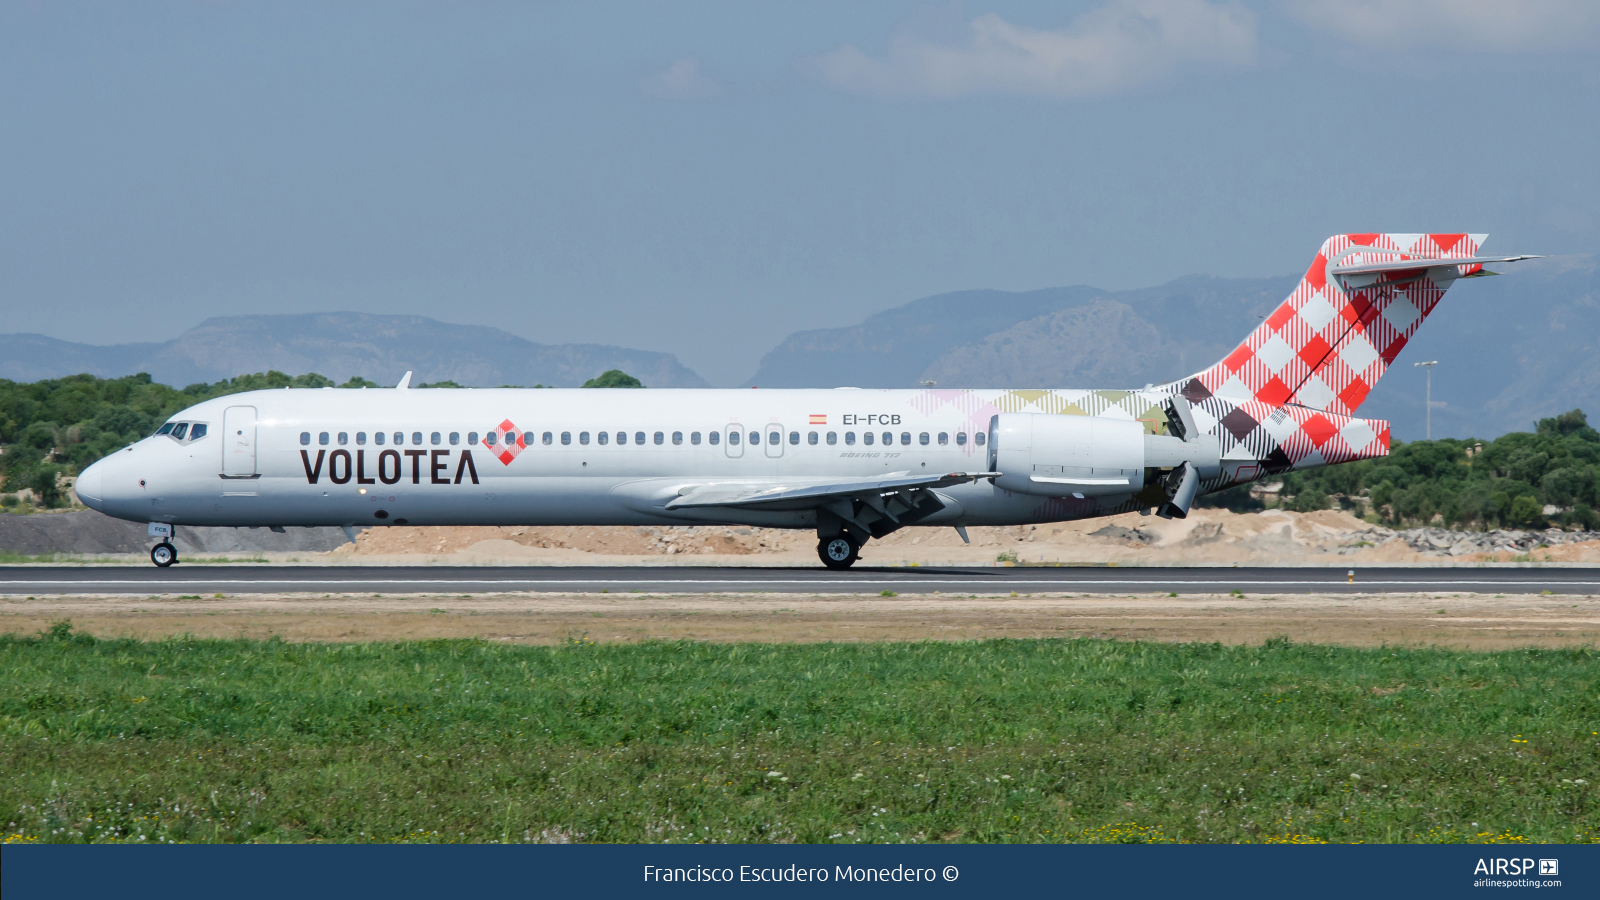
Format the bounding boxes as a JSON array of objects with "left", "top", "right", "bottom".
[{"left": 1176, "top": 233, "right": 1498, "bottom": 415}]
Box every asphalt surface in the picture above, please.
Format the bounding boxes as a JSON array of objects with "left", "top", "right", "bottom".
[{"left": 2, "top": 565, "right": 1599, "bottom": 595}]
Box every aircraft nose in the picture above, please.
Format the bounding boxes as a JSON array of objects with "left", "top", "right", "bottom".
[{"left": 75, "top": 458, "right": 106, "bottom": 510}]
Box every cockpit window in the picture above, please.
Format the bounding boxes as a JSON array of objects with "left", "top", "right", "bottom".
[
  {"left": 156, "top": 423, "right": 176, "bottom": 436},
  {"left": 170, "top": 423, "right": 189, "bottom": 440},
  {"left": 188, "top": 423, "right": 208, "bottom": 440}
]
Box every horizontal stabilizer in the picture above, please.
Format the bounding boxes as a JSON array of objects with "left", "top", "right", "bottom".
[{"left": 1330, "top": 254, "right": 1541, "bottom": 276}]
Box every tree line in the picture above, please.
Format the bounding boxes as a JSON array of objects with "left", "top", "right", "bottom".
[
  {"left": 0, "top": 370, "right": 644, "bottom": 507},
  {"left": 1201, "top": 409, "right": 1600, "bottom": 531}
]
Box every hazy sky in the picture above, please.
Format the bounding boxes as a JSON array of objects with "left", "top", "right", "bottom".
[{"left": 3, "top": 1, "right": 1597, "bottom": 386}]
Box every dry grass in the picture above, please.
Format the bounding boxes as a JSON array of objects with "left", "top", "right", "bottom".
[{"left": 3, "top": 590, "right": 1597, "bottom": 649}]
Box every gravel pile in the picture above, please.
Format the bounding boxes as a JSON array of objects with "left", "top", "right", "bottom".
[
  {"left": 1395, "top": 526, "right": 1600, "bottom": 557},
  {"left": 0, "top": 510, "right": 359, "bottom": 556}
]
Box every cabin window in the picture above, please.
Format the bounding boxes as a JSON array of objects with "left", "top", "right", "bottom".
[
  {"left": 393, "top": 432, "right": 403, "bottom": 445},
  {"left": 637, "top": 431, "right": 648, "bottom": 445},
  {"left": 707, "top": 431, "right": 718, "bottom": 445},
  {"left": 844, "top": 432, "right": 855, "bottom": 445},
  {"left": 157, "top": 423, "right": 177, "bottom": 436},
  {"left": 807, "top": 431, "right": 818, "bottom": 445},
  {"left": 412, "top": 432, "right": 423, "bottom": 445},
  {"left": 544, "top": 432, "right": 554, "bottom": 445},
  {"left": 579, "top": 432, "right": 590, "bottom": 445},
  {"left": 728, "top": 431, "right": 739, "bottom": 445},
  {"left": 769, "top": 430, "right": 781, "bottom": 446},
  {"left": 902, "top": 432, "right": 912, "bottom": 445},
  {"left": 356, "top": 432, "right": 367, "bottom": 446},
  {"left": 975, "top": 431, "right": 986, "bottom": 446},
  {"left": 749, "top": 431, "right": 760, "bottom": 445},
  {"left": 486, "top": 432, "right": 499, "bottom": 446},
  {"left": 467, "top": 432, "right": 477, "bottom": 445},
  {"left": 827, "top": 432, "right": 837, "bottom": 445},
  {"left": 955, "top": 432, "right": 966, "bottom": 446},
  {"left": 937, "top": 432, "right": 948, "bottom": 445},
  {"left": 524, "top": 432, "right": 536, "bottom": 445},
  {"left": 654, "top": 431, "right": 665, "bottom": 445},
  {"left": 375, "top": 432, "right": 386, "bottom": 445},
  {"left": 560, "top": 432, "right": 571, "bottom": 445},
  {"left": 614, "top": 431, "right": 626, "bottom": 445},
  {"left": 863, "top": 432, "right": 874, "bottom": 446},
  {"left": 171, "top": 423, "right": 189, "bottom": 440},
  {"left": 449, "top": 432, "right": 460, "bottom": 446},
  {"left": 337, "top": 432, "right": 348, "bottom": 446},
  {"left": 884, "top": 432, "right": 893, "bottom": 445},
  {"left": 597, "top": 431, "right": 609, "bottom": 445},
  {"left": 672, "top": 431, "right": 683, "bottom": 445},
  {"left": 300, "top": 432, "right": 310, "bottom": 445},
  {"left": 189, "top": 424, "right": 207, "bottom": 440},
  {"left": 320, "top": 432, "right": 330, "bottom": 446},
  {"left": 690, "top": 432, "right": 700, "bottom": 445},
  {"left": 430, "top": 432, "right": 441, "bottom": 445}
]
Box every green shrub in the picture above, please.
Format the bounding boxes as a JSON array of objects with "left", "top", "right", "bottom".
[{"left": 581, "top": 369, "right": 644, "bottom": 388}]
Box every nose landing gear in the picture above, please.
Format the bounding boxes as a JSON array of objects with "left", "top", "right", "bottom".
[
  {"left": 818, "top": 535, "right": 860, "bottom": 570},
  {"left": 150, "top": 541, "right": 177, "bottom": 567}
]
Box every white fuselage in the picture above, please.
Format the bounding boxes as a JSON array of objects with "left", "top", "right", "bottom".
[{"left": 76, "top": 387, "right": 1133, "bottom": 531}]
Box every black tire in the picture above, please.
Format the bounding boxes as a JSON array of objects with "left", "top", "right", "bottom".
[
  {"left": 818, "top": 536, "right": 859, "bottom": 570},
  {"left": 150, "top": 541, "right": 177, "bottom": 568}
]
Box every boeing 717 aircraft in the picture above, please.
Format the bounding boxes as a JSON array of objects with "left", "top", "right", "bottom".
[{"left": 75, "top": 234, "right": 1535, "bottom": 568}]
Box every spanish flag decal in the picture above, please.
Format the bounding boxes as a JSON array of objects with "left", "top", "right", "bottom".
[{"left": 809, "top": 414, "right": 826, "bottom": 425}]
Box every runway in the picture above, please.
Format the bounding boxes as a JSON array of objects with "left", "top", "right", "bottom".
[{"left": 3, "top": 564, "right": 1599, "bottom": 595}]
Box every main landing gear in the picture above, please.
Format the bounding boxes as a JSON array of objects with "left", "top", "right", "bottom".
[
  {"left": 150, "top": 541, "right": 178, "bottom": 567},
  {"left": 818, "top": 535, "right": 860, "bottom": 570}
]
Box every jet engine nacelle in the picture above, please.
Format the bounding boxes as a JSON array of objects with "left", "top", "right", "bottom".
[{"left": 989, "top": 413, "right": 1147, "bottom": 498}]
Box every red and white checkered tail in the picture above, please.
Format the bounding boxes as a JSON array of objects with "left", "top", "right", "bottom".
[{"left": 1174, "top": 233, "right": 1509, "bottom": 416}]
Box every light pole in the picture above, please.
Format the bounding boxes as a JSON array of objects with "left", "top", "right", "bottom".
[{"left": 1413, "top": 360, "right": 1438, "bottom": 440}]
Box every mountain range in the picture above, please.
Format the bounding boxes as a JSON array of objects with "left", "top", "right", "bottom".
[
  {"left": 4, "top": 257, "right": 1595, "bottom": 441},
  {"left": 744, "top": 257, "right": 1600, "bottom": 442},
  {"left": 0, "top": 313, "right": 709, "bottom": 389}
]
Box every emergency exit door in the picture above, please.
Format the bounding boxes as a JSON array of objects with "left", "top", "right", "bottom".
[{"left": 222, "top": 406, "right": 257, "bottom": 477}]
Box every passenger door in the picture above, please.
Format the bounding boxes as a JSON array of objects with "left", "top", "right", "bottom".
[
  {"left": 765, "top": 423, "right": 784, "bottom": 458},
  {"left": 222, "top": 406, "right": 257, "bottom": 477},
  {"left": 724, "top": 423, "right": 744, "bottom": 458}
]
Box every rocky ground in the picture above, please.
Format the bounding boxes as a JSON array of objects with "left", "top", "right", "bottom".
[
  {"left": 0, "top": 510, "right": 354, "bottom": 556},
  {"left": 4, "top": 507, "right": 1600, "bottom": 566}
]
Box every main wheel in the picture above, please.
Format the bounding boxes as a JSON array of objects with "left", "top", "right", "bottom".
[
  {"left": 818, "top": 536, "right": 859, "bottom": 570},
  {"left": 150, "top": 541, "right": 177, "bottom": 568}
]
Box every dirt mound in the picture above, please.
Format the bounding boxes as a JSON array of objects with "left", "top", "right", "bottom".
[
  {"left": 10, "top": 508, "right": 1600, "bottom": 566},
  {"left": 334, "top": 507, "right": 1600, "bottom": 566}
]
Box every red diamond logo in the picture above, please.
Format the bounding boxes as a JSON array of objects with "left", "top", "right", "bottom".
[{"left": 489, "top": 419, "right": 523, "bottom": 466}]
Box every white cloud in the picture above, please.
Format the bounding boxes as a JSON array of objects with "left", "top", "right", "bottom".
[
  {"left": 799, "top": 0, "right": 1258, "bottom": 101},
  {"left": 638, "top": 57, "right": 725, "bottom": 100},
  {"left": 1283, "top": 0, "right": 1599, "bottom": 53}
]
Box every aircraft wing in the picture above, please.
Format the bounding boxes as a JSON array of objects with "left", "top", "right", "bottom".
[{"left": 665, "top": 471, "right": 997, "bottom": 511}]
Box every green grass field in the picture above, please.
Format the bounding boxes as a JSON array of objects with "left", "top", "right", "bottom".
[{"left": 1, "top": 625, "right": 1595, "bottom": 844}]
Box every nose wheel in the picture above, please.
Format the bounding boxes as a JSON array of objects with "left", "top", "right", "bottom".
[
  {"left": 150, "top": 541, "right": 177, "bottom": 567},
  {"left": 818, "top": 536, "right": 860, "bottom": 570}
]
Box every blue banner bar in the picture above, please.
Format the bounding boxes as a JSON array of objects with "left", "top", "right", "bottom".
[{"left": 3, "top": 844, "right": 1594, "bottom": 899}]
